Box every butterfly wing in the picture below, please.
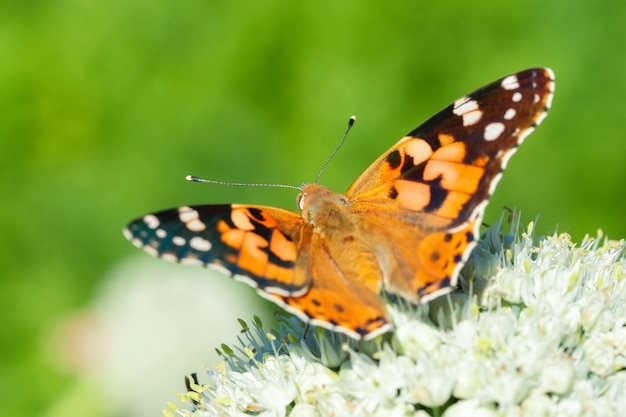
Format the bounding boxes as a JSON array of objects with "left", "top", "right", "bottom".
[
  {"left": 346, "top": 68, "right": 555, "bottom": 301},
  {"left": 124, "top": 204, "right": 310, "bottom": 295},
  {"left": 275, "top": 229, "right": 391, "bottom": 339},
  {"left": 125, "top": 203, "right": 391, "bottom": 339}
]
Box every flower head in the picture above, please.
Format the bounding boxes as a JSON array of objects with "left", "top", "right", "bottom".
[{"left": 166, "top": 212, "right": 626, "bottom": 416}]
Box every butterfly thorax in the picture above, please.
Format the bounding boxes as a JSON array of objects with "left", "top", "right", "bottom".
[{"left": 298, "top": 183, "right": 384, "bottom": 295}]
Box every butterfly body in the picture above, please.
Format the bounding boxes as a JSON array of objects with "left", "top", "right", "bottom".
[{"left": 125, "top": 68, "right": 555, "bottom": 340}]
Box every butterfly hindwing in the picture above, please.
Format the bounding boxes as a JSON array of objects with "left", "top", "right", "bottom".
[
  {"left": 124, "top": 204, "right": 310, "bottom": 295},
  {"left": 272, "top": 230, "right": 392, "bottom": 339}
]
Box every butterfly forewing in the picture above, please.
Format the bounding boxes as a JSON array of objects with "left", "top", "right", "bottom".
[
  {"left": 124, "top": 204, "right": 310, "bottom": 295},
  {"left": 347, "top": 68, "right": 555, "bottom": 231}
]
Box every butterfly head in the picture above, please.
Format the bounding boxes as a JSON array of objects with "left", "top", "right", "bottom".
[{"left": 297, "top": 183, "right": 352, "bottom": 228}]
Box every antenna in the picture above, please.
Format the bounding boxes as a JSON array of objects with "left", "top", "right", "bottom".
[
  {"left": 185, "top": 175, "right": 301, "bottom": 191},
  {"left": 314, "top": 115, "right": 356, "bottom": 184},
  {"left": 187, "top": 115, "right": 356, "bottom": 190}
]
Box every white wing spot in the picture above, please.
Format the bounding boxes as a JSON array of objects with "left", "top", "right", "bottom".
[
  {"left": 187, "top": 219, "right": 206, "bottom": 232},
  {"left": 512, "top": 92, "right": 522, "bottom": 102},
  {"left": 501, "top": 75, "right": 520, "bottom": 90},
  {"left": 178, "top": 206, "right": 207, "bottom": 232},
  {"left": 534, "top": 93, "right": 540, "bottom": 103},
  {"left": 143, "top": 214, "right": 160, "bottom": 229},
  {"left": 178, "top": 206, "right": 197, "bottom": 222},
  {"left": 484, "top": 122, "right": 506, "bottom": 141},
  {"left": 516, "top": 125, "right": 536, "bottom": 146},
  {"left": 161, "top": 253, "right": 179, "bottom": 262},
  {"left": 501, "top": 145, "right": 521, "bottom": 170},
  {"left": 503, "top": 108, "right": 517, "bottom": 120},
  {"left": 181, "top": 257, "right": 205, "bottom": 266},
  {"left": 488, "top": 172, "right": 504, "bottom": 195},
  {"left": 463, "top": 109, "right": 483, "bottom": 126},
  {"left": 452, "top": 98, "right": 483, "bottom": 126},
  {"left": 190, "top": 236, "right": 212, "bottom": 252},
  {"left": 144, "top": 246, "right": 159, "bottom": 257},
  {"left": 156, "top": 228, "right": 167, "bottom": 238},
  {"left": 534, "top": 111, "right": 548, "bottom": 126},
  {"left": 172, "top": 236, "right": 186, "bottom": 246}
]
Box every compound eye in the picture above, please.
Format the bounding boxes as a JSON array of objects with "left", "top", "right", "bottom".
[{"left": 296, "top": 193, "right": 305, "bottom": 211}]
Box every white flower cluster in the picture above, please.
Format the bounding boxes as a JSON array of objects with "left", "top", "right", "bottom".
[{"left": 165, "top": 216, "right": 626, "bottom": 417}]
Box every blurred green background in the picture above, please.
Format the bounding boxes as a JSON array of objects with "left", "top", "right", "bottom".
[{"left": 2, "top": 0, "right": 625, "bottom": 416}]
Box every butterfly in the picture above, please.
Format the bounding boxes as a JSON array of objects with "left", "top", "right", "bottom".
[{"left": 124, "top": 68, "right": 555, "bottom": 340}]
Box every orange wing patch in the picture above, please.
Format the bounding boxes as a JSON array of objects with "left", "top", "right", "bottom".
[
  {"left": 276, "top": 285, "right": 391, "bottom": 339},
  {"left": 411, "top": 219, "right": 477, "bottom": 299},
  {"left": 214, "top": 206, "right": 308, "bottom": 293},
  {"left": 269, "top": 237, "right": 392, "bottom": 339}
]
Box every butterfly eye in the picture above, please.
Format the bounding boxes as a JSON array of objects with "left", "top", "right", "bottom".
[
  {"left": 296, "top": 193, "right": 305, "bottom": 211},
  {"left": 339, "top": 195, "right": 351, "bottom": 207}
]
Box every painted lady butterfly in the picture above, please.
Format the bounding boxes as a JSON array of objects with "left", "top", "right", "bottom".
[{"left": 124, "top": 68, "right": 555, "bottom": 340}]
